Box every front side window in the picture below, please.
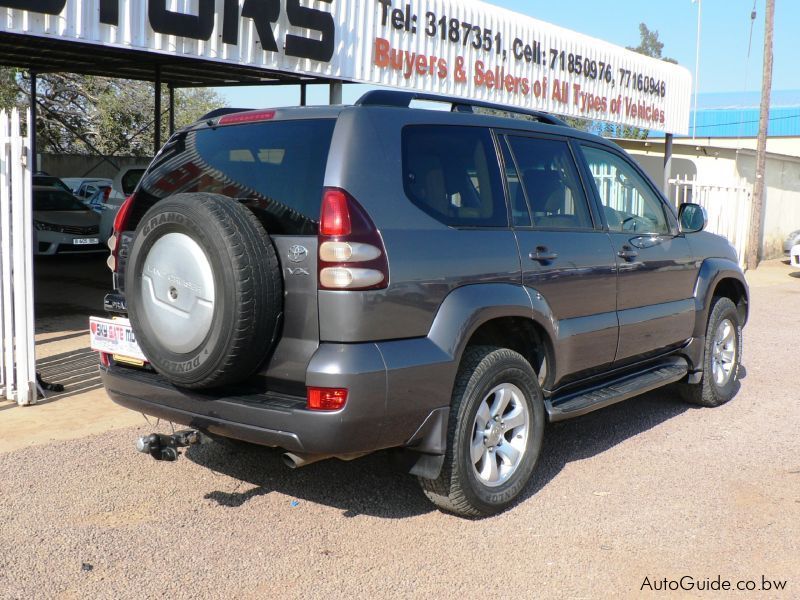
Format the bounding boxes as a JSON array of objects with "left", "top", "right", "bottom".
[
  {"left": 402, "top": 126, "right": 506, "bottom": 228},
  {"left": 580, "top": 145, "right": 670, "bottom": 234}
]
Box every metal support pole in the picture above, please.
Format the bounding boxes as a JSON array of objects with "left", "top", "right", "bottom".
[
  {"left": 29, "top": 71, "right": 37, "bottom": 174},
  {"left": 663, "top": 133, "right": 673, "bottom": 200},
  {"left": 300, "top": 83, "right": 307, "bottom": 107},
  {"left": 168, "top": 84, "right": 175, "bottom": 137},
  {"left": 329, "top": 81, "right": 342, "bottom": 105},
  {"left": 154, "top": 65, "right": 162, "bottom": 154}
]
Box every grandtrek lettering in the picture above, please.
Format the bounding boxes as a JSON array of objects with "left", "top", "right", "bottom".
[
  {"left": 0, "top": 0, "right": 335, "bottom": 63},
  {"left": 141, "top": 212, "right": 185, "bottom": 237}
]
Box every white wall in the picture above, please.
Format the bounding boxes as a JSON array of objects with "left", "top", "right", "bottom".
[{"left": 620, "top": 141, "right": 800, "bottom": 260}]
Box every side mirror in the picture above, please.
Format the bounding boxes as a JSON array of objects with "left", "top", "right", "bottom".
[{"left": 679, "top": 202, "right": 707, "bottom": 233}]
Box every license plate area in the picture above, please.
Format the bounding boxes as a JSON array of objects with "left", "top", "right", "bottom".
[
  {"left": 89, "top": 316, "right": 147, "bottom": 363},
  {"left": 73, "top": 238, "right": 99, "bottom": 245}
]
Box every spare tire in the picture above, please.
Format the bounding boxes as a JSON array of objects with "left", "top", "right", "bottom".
[{"left": 125, "top": 193, "right": 282, "bottom": 389}]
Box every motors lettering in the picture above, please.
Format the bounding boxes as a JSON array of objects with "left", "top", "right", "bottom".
[{"left": 1, "top": 0, "right": 335, "bottom": 63}]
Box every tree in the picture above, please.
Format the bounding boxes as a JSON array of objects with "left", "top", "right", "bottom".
[
  {"left": 603, "top": 23, "right": 677, "bottom": 139},
  {"left": 0, "top": 67, "right": 22, "bottom": 112},
  {"left": 2, "top": 71, "right": 226, "bottom": 157},
  {"left": 626, "top": 23, "right": 677, "bottom": 64}
]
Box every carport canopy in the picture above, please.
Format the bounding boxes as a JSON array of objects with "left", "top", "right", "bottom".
[
  {"left": 0, "top": 0, "right": 693, "bottom": 190},
  {"left": 0, "top": 31, "right": 341, "bottom": 160}
]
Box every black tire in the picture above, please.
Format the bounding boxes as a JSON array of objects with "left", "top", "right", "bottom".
[
  {"left": 125, "top": 193, "right": 282, "bottom": 389},
  {"left": 677, "top": 297, "right": 742, "bottom": 407},
  {"left": 418, "top": 346, "right": 545, "bottom": 517}
]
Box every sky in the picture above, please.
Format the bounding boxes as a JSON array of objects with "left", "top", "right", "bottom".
[{"left": 214, "top": 0, "right": 798, "bottom": 108}]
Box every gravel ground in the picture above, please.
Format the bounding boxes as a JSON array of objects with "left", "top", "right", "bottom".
[{"left": 1, "top": 265, "right": 798, "bottom": 599}]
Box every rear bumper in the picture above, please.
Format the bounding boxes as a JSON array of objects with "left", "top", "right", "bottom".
[
  {"left": 102, "top": 335, "right": 457, "bottom": 455},
  {"left": 101, "top": 342, "right": 390, "bottom": 455}
]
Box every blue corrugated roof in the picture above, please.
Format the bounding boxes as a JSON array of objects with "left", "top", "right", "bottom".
[
  {"left": 689, "top": 106, "right": 800, "bottom": 137},
  {"left": 649, "top": 90, "right": 800, "bottom": 138}
]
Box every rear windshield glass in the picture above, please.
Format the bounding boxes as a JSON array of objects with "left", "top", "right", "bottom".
[{"left": 134, "top": 119, "right": 336, "bottom": 235}]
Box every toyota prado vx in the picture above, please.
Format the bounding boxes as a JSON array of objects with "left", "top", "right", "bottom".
[{"left": 92, "top": 91, "right": 748, "bottom": 517}]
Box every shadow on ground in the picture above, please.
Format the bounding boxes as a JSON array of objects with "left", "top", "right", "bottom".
[
  {"left": 35, "top": 347, "right": 102, "bottom": 403},
  {"left": 186, "top": 387, "right": 695, "bottom": 519},
  {"left": 34, "top": 254, "right": 108, "bottom": 333}
]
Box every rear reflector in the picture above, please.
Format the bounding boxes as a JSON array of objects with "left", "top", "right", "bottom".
[
  {"left": 307, "top": 387, "right": 348, "bottom": 411},
  {"left": 218, "top": 110, "right": 276, "bottom": 125}
]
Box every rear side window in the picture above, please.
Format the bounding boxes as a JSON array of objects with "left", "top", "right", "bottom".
[
  {"left": 505, "top": 136, "right": 594, "bottom": 230},
  {"left": 135, "top": 119, "right": 336, "bottom": 235},
  {"left": 402, "top": 126, "right": 507, "bottom": 228}
]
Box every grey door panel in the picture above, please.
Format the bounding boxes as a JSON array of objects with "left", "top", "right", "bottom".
[{"left": 518, "top": 230, "right": 619, "bottom": 379}]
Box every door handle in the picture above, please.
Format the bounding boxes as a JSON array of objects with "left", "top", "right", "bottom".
[
  {"left": 529, "top": 247, "right": 559, "bottom": 263},
  {"left": 617, "top": 247, "right": 639, "bottom": 261}
]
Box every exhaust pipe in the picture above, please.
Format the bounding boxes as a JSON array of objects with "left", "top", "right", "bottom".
[
  {"left": 282, "top": 452, "right": 333, "bottom": 469},
  {"left": 281, "top": 451, "right": 370, "bottom": 469}
]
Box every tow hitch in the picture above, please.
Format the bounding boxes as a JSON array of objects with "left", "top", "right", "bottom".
[{"left": 135, "top": 429, "right": 205, "bottom": 461}]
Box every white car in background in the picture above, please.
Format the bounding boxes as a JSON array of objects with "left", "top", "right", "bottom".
[
  {"left": 33, "top": 186, "right": 104, "bottom": 255},
  {"left": 790, "top": 244, "right": 800, "bottom": 269},
  {"left": 98, "top": 165, "right": 148, "bottom": 241}
]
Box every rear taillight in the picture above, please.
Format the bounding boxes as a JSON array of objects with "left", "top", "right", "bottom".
[
  {"left": 318, "top": 188, "right": 388, "bottom": 290},
  {"left": 320, "top": 189, "right": 351, "bottom": 236},
  {"left": 113, "top": 194, "right": 135, "bottom": 233},
  {"left": 107, "top": 194, "right": 136, "bottom": 272},
  {"left": 307, "top": 387, "right": 348, "bottom": 411},
  {"left": 103, "top": 186, "right": 111, "bottom": 203}
]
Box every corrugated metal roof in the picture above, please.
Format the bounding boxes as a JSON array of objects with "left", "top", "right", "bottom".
[
  {"left": 690, "top": 106, "right": 800, "bottom": 137},
  {"left": 649, "top": 100, "right": 800, "bottom": 139}
]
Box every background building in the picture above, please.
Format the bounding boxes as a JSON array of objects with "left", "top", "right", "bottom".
[{"left": 620, "top": 90, "right": 800, "bottom": 260}]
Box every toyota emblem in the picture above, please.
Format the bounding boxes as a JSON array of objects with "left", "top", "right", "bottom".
[{"left": 287, "top": 245, "right": 309, "bottom": 263}]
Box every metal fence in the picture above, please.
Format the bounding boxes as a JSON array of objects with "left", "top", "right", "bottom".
[
  {"left": 0, "top": 109, "right": 36, "bottom": 406},
  {"left": 669, "top": 175, "right": 752, "bottom": 269}
]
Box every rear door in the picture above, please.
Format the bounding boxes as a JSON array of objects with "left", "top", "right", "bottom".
[
  {"left": 129, "top": 117, "right": 338, "bottom": 392},
  {"left": 500, "top": 133, "right": 619, "bottom": 385},
  {"left": 577, "top": 143, "right": 698, "bottom": 364}
]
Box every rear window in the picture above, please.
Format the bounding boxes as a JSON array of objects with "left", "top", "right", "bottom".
[
  {"left": 402, "top": 125, "right": 506, "bottom": 228},
  {"left": 134, "top": 119, "right": 336, "bottom": 235},
  {"left": 120, "top": 169, "right": 145, "bottom": 196}
]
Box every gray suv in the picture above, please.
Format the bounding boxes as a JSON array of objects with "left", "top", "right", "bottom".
[{"left": 99, "top": 91, "right": 748, "bottom": 517}]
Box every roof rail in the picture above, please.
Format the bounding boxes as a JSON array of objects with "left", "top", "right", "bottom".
[
  {"left": 355, "top": 90, "right": 568, "bottom": 127},
  {"left": 199, "top": 107, "right": 253, "bottom": 121}
]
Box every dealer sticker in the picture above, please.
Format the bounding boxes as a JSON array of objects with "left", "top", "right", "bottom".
[{"left": 89, "top": 316, "right": 147, "bottom": 362}]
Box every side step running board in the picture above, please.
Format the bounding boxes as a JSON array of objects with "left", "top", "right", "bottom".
[{"left": 547, "top": 357, "right": 688, "bottom": 422}]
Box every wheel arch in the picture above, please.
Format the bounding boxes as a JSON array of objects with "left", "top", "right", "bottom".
[
  {"left": 692, "top": 258, "right": 749, "bottom": 337},
  {"left": 427, "top": 283, "right": 557, "bottom": 394}
]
